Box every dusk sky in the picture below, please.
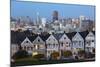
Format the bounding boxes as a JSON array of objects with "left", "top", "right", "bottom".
[{"left": 11, "top": 0, "right": 95, "bottom": 20}]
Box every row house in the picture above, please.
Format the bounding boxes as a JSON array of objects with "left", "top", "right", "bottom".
[
  {"left": 46, "top": 34, "right": 59, "bottom": 59},
  {"left": 11, "top": 31, "right": 95, "bottom": 58},
  {"left": 85, "top": 31, "right": 95, "bottom": 53}
]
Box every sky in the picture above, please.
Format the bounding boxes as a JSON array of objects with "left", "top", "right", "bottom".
[{"left": 11, "top": 0, "right": 95, "bottom": 20}]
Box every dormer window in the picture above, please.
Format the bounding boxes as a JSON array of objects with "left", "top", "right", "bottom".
[
  {"left": 38, "top": 39, "right": 40, "bottom": 42},
  {"left": 64, "top": 37, "right": 66, "bottom": 39},
  {"left": 26, "top": 41, "right": 28, "bottom": 43}
]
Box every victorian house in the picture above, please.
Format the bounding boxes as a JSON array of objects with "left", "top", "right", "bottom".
[
  {"left": 85, "top": 31, "right": 95, "bottom": 53},
  {"left": 72, "top": 32, "right": 84, "bottom": 55},
  {"left": 46, "top": 34, "right": 59, "bottom": 59}
]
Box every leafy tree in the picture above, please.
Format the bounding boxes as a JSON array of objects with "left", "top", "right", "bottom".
[{"left": 12, "top": 50, "right": 29, "bottom": 59}]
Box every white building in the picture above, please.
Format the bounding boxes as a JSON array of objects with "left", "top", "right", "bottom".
[
  {"left": 72, "top": 32, "right": 84, "bottom": 55},
  {"left": 59, "top": 34, "right": 72, "bottom": 51},
  {"left": 32, "top": 36, "right": 46, "bottom": 54},
  {"left": 46, "top": 34, "right": 59, "bottom": 59},
  {"left": 21, "top": 37, "right": 33, "bottom": 54},
  {"left": 85, "top": 32, "right": 95, "bottom": 53}
]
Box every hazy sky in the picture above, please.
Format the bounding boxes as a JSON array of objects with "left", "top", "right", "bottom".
[{"left": 11, "top": 0, "right": 95, "bottom": 20}]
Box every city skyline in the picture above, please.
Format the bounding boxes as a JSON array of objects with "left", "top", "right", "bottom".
[{"left": 11, "top": 1, "right": 95, "bottom": 20}]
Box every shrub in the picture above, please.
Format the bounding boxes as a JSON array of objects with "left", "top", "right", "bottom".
[
  {"left": 33, "top": 54, "right": 45, "bottom": 60},
  {"left": 63, "top": 50, "right": 72, "bottom": 58},
  {"left": 51, "top": 52, "right": 60, "bottom": 60},
  {"left": 78, "top": 50, "right": 85, "bottom": 57}
]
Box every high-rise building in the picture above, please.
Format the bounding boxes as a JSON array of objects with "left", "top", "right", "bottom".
[
  {"left": 52, "top": 11, "right": 59, "bottom": 22},
  {"left": 36, "top": 12, "right": 41, "bottom": 25},
  {"left": 41, "top": 18, "right": 46, "bottom": 27}
]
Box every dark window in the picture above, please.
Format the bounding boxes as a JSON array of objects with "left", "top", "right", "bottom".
[
  {"left": 33, "top": 45, "right": 35, "bottom": 48},
  {"left": 86, "top": 42, "right": 88, "bottom": 44},
  {"left": 69, "top": 43, "right": 70, "bottom": 46},
  {"left": 27, "top": 47, "right": 30, "bottom": 50},
  {"left": 26, "top": 41, "right": 28, "bottom": 43},
  {"left": 24, "top": 46, "right": 26, "bottom": 49},
  {"left": 64, "top": 37, "right": 66, "bottom": 39},
  {"left": 92, "top": 40, "right": 94, "bottom": 42},
  {"left": 38, "top": 39, "right": 40, "bottom": 42},
  {"left": 66, "top": 42, "right": 68, "bottom": 44},
  {"left": 31, "top": 47, "right": 33, "bottom": 50},
  {"left": 61, "top": 43, "right": 63, "bottom": 47}
]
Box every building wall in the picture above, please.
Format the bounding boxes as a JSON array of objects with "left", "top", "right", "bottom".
[
  {"left": 59, "top": 34, "right": 72, "bottom": 51},
  {"left": 46, "top": 35, "right": 59, "bottom": 58},
  {"left": 85, "top": 32, "right": 95, "bottom": 53}
]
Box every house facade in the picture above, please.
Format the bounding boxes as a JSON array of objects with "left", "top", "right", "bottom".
[
  {"left": 32, "top": 36, "right": 46, "bottom": 55},
  {"left": 85, "top": 32, "right": 95, "bottom": 53},
  {"left": 59, "top": 34, "right": 72, "bottom": 51},
  {"left": 72, "top": 32, "right": 84, "bottom": 55},
  {"left": 21, "top": 37, "right": 33, "bottom": 54},
  {"left": 46, "top": 34, "right": 59, "bottom": 59}
]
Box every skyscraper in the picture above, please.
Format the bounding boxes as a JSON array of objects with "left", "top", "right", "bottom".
[
  {"left": 36, "top": 12, "right": 41, "bottom": 25},
  {"left": 52, "top": 10, "right": 59, "bottom": 22}
]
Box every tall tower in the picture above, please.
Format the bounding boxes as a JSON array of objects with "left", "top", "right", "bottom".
[
  {"left": 36, "top": 12, "right": 41, "bottom": 25},
  {"left": 52, "top": 10, "right": 59, "bottom": 22},
  {"left": 79, "top": 15, "right": 85, "bottom": 31}
]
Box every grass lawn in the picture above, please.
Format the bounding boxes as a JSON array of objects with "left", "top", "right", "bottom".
[{"left": 11, "top": 57, "right": 95, "bottom": 67}]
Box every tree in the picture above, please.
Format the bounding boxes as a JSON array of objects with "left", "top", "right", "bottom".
[
  {"left": 12, "top": 50, "right": 29, "bottom": 59},
  {"left": 63, "top": 50, "right": 72, "bottom": 58},
  {"left": 51, "top": 52, "right": 60, "bottom": 60}
]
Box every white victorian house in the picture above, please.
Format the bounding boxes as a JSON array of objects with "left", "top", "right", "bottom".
[
  {"left": 85, "top": 31, "right": 95, "bottom": 53},
  {"left": 72, "top": 32, "right": 84, "bottom": 55},
  {"left": 46, "top": 34, "right": 59, "bottom": 59},
  {"left": 59, "top": 34, "right": 72, "bottom": 51},
  {"left": 21, "top": 37, "right": 33, "bottom": 54},
  {"left": 32, "top": 36, "right": 46, "bottom": 55}
]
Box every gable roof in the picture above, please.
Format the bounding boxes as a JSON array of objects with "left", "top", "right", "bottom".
[
  {"left": 11, "top": 31, "right": 38, "bottom": 45},
  {"left": 79, "top": 31, "right": 89, "bottom": 39},
  {"left": 59, "top": 33, "right": 71, "bottom": 42},
  {"left": 39, "top": 34, "right": 50, "bottom": 41},
  {"left": 32, "top": 35, "right": 45, "bottom": 44},
  {"left": 53, "top": 33, "right": 64, "bottom": 40},
  {"left": 66, "top": 32, "right": 76, "bottom": 40},
  {"left": 27, "top": 35, "right": 38, "bottom": 42},
  {"left": 72, "top": 32, "right": 84, "bottom": 41}
]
